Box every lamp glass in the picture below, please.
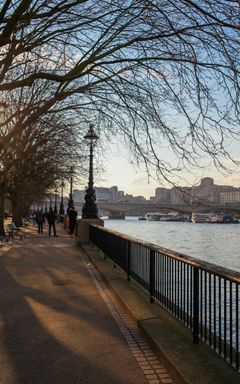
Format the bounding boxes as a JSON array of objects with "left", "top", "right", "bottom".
[{"left": 84, "top": 124, "right": 99, "bottom": 144}]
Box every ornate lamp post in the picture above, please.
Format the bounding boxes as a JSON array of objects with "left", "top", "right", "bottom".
[
  {"left": 82, "top": 123, "right": 99, "bottom": 219},
  {"left": 59, "top": 180, "right": 65, "bottom": 215},
  {"left": 54, "top": 188, "right": 58, "bottom": 214},
  {"left": 67, "top": 166, "right": 74, "bottom": 213}
]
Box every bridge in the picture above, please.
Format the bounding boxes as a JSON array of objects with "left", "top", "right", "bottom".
[{"left": 75, "top": 201, "right": 240, "bottom": 218}]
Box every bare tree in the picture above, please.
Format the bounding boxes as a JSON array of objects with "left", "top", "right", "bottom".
[
  {"left": 0, "top": 0, "right": 239, "bottom": 183},
  {"left": 0, "top": 79, "right": 87, "bottom": 234}
]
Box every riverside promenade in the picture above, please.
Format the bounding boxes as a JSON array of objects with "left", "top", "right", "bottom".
[{"left": 0, "top": 223, "right": 239, "bottom": 384}]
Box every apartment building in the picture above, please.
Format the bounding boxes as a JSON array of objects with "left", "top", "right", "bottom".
[{"left": 153, "top": 177, "right": 239, "bottom": 205}]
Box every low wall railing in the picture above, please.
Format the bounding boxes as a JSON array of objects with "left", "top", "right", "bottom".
[{"left": 89, "top": 224, "right": 240, "bottom": 373}]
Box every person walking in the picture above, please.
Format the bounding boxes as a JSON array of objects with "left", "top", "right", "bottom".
[
  {"left": 32, "top": 210, "right": 37, "bottom": 225},
  {"left": 36, "top": 210, "right": 45, "bottom": 234},
  {"left": 68, "top": 206, "right": 78, "bottom": 235},
  {"left": 47, "top": 207, "right": 57, "bottom": 237}
]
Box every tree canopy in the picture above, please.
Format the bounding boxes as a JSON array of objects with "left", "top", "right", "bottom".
[{"left": 0, "top": 0, "right": 239, "bottom": 183}]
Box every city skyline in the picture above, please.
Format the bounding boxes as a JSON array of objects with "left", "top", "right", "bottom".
[
  {"left": 89, "top": 141, "right": 240, "bottom": 199},
  {"left": 71, "top": 176, "right": 240, "bottom": 204},
  {"left": 93, "top": 161, "right": 240, "bottom": 200}
]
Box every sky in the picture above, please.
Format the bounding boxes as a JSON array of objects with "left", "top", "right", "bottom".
[{"left": 91, "top": 143, "right": 240, "bottom": 199}]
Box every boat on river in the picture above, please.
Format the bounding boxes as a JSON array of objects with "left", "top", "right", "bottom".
[
  {"left": 159, "top": 212, "right": 187, "bottom": 222},
  {"left": 191, "top": 212, "right": 214, "bottom": 223},
  {"left": 208, "top": 214, "right": 239, "bottom": 224},
  {"left": 142, "top": 212, "right": 189, "bottom": 222},
  {"left": 145, "top": 212, "right": 162, "bottom": 221},
  {"left": 192, "top": 212, "right": 239, "bottom": 224},
  {"left": 138, "top": 216, "right": 146, "bottom": 220}
]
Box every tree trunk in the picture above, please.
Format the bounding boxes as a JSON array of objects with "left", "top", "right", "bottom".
[
  {"left": 0, "top": 187, "right": 5, "bottom": 237},
  {"left": 12, "top": 198, "right": 24, "bottom": 227}
]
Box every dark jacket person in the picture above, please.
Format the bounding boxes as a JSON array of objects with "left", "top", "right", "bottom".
[
  {"left": 47, "top": 207, "right": 57, "bottom": 237},
  {"left": 36, "top": 210, "right": 45, "bottom": 234},
  {"left": 68, "top": 206, "right": 78, "bottom": 234}
]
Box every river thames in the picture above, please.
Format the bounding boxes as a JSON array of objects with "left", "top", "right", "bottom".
[{"left": 104, "top": 217, "right": 240, "bottom": 273}]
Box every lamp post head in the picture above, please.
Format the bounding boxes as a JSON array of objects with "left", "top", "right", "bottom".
[{"left": 84, "top": 124, "right": 99, "bottom": 144}]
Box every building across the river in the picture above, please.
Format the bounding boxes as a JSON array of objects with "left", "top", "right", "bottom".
[
  {"left": 151, "top": 177, "right": 240, "bottom": 205},
  {"left": 72, "top": 186, "right": 145, "bottom": 204},
  {"left": 68, "top": 177, "right": 240, "bottom": 206}
]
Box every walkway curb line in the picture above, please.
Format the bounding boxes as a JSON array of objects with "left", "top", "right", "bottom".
[
  {"left": 80, "top": 243, "right": 187, "bottom": 384},
  {"left": 79, "top": 242, "right": 240, "bottom": 384}
]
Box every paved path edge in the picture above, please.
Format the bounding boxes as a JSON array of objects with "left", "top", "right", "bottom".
[{"left": 80, "top": 242, "right": 240, "bottom": 384}]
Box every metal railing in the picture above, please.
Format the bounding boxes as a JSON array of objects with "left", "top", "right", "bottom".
[{"left": 89, "top": 224, "right": 240, "bottom": 372}]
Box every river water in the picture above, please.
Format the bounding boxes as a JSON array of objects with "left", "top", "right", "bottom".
[{"left": 104, "top": 217, "right": 240, "bottom": 273}]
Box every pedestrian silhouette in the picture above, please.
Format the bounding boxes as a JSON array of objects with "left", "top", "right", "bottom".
[
  {"left": 68, "top": 206, "right": 78, "bottom": 234},
  {"left": 47, "top": 207, "right": 57, "bottom": 237},
  {"left": 36, "top": 210, "right": 45, "bottom": 234}
]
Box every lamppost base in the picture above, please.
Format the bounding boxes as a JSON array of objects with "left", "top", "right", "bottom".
[
  {"left": 82, "top": 204, "right": 98, "bottom": 219},
  {"left": 75, "top": 218, "right": 104, "bottom": 244},
  {"left": 59, "top": 208, "right": 65, "bottom": 215}
]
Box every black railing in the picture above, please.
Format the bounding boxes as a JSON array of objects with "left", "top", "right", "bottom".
[{"left": 89, "top": 224, "right": 240, "bottom": 372}]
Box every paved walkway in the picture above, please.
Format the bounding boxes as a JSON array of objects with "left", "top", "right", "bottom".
[{"left": 0, "top": 224, "right": 177, "bottom": 384}]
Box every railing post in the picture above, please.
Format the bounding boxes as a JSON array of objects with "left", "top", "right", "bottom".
[
  {"left": 150, "top": 250, "right": 155, "bottom": 303},
  {"left": 193, "top": 266, "right": 200, "bottom": 344},
  {"left": 127, "top": 241, "right": 131, "bottom": 281},
  {"left": 113, "top": 236, "right": 116, "bottom": 268}
]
